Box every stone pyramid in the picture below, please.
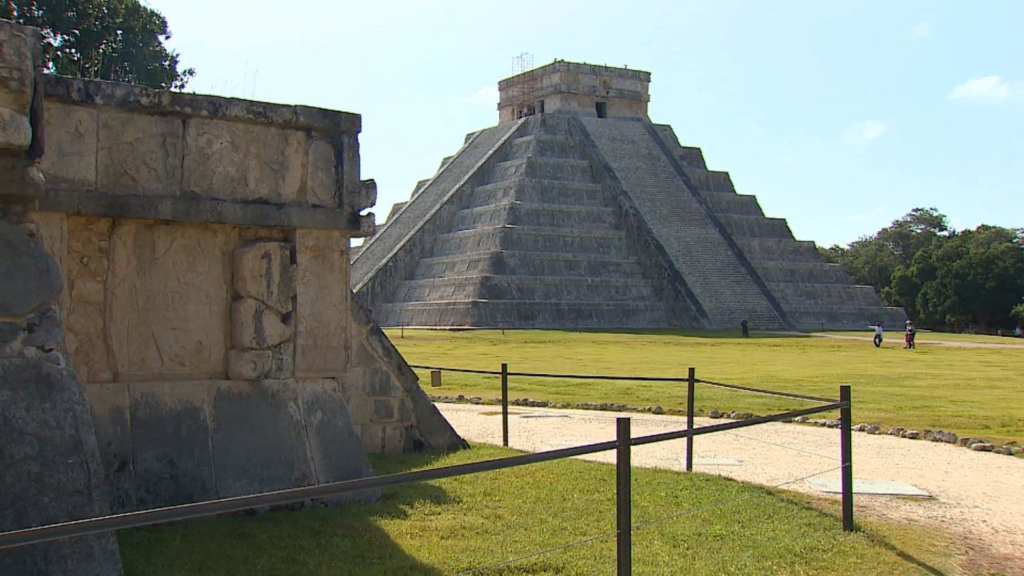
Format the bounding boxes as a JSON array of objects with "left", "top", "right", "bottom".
[{"left": 353, "top": 61, "right": 905, "bottom": 330}]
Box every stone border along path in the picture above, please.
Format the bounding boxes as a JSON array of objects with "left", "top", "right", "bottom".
[{"left": 438, "top": 403, "right": 1024, "bottom": 575}]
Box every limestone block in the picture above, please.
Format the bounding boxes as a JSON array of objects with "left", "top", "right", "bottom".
[
  {"left": 227, "top": 349, "right": 272, "bottom": 380},
  {"left": 357, "top": 424, "right": 384, "bottom": 454},
  {"left": 129, "top": 381, "right": 217, "bottom": 508},
  {"left": 294, "top": 378, "right": 379, "bottom": 502},
  {"left": 233, "top": 241, "right": 295, "bottom": 313},
  {"left": 0, "top": 105, "right": 32, "bottom": 149},
  {"left": 295, "top": 230, "right": 349, "bottom": 376},
  {"left": 182, "top": 118, "right": 305, "bottom": 203},
  {"left": 0, "top": 359, "right": 124, "bottom": 575},
  {"left": 66, "top": 216, "right": 114, "bottom": 382},
  {"left": 0, "top": 221, "right": 63, "bottom": 316},
  {"left": 108, "top": 222, "right": 232, "bottom": 380},
  {"left": 210, "top": 380, "right": 316, "bottom": 498},
  {"left": 97, "top": 108, "right": 184, "bottom": 196},
  {"left": 383, "top": 424, "right": 407, "bottom": 453},
  {"left": 82, "top": 382, "right": 135, "bottom": 513},
  {"left": 231, "top": 298, "right": 291, "bottom": 350},
  {"left": 371, "top": 398, "right": 396, "bottom": 423},
  {"left": 267, "top": 341, "right": 294, "bottom": 379},
  {"left": 40, "top": 102, "right": 98, "bottom": 188},
  {"left": 0, "top": 20, "right": 37, "bottom": 115},
  {"left": 34, "top": 212, "right": 69, "bottom": 320},
  {"left": 307, "top": 138, "right": 337, "bottom": 207}
]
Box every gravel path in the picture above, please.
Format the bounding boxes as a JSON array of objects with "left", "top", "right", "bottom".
[{"left": 439, "top": 403, "right": 1024, "bottom": 574}]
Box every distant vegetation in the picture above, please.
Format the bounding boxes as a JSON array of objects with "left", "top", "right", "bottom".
[
  {"left": 819, "top": 208, "right": 1024, "bottom": 332},
  {"left": 1, "top": 0, "right": 194, "bottom": 90}
]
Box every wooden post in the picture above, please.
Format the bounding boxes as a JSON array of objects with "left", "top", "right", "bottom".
[
  {"left": 840, "top": 385, "right": 854, "bottom": 532},
  {"left": 686, "top": 367, "right": 695, "bottom": 472},
  {"left": 501, "top": 363, "right": 509, "bottom": 448},
  {"left": 616, "top": 418, "right": 632, "bottom": 576}
]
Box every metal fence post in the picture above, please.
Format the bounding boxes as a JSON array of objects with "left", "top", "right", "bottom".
[
  {"left": 840, "top": 384, "right": 854, "bottom": 532},
  {"left": 686, "top": 367, "right": 695, "bottom": 472},
  {"left": 501, "top": 363, "right": 509, "bottom": 448},
  {"left": 616, "top": 417, "right": 632, "bottom": 576}
]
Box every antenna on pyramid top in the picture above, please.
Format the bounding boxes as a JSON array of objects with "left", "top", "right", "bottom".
[{"left": 510, "top": 52, "right": 536, "bottom": 120}]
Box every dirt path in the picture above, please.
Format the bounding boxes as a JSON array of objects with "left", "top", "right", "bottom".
[{"left": 439, "top": 403, "right": 1024, "bottom": 575}]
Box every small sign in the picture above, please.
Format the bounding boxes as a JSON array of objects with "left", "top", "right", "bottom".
[{"left": 430, "top": 370, "right": 442, "bottom": 387}]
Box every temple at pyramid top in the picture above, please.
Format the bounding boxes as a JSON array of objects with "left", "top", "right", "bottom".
[
  {"left": 351, "top": 61, "right": 906, "bottom": 330},
  {"left": 497, "top": 61, "right": 652, "bottom": 122}
]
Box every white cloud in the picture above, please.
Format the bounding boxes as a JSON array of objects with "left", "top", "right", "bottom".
[
  {"left": 464, "top": 85, "right": 498, "bottom": 106},
  {"left": 911, "top": 21, "right": 932, "bottom": 38},
  {"left": 948, "top": 75, "right": 1018, "bottom": 104},
  {"left": 843, "top": 121, "right": 888, "bottom": 146}
]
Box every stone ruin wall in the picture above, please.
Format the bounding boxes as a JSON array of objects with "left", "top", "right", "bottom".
[
  {"left": 497, "top": 61, "right": 651, "bottom": 123},
  {"left": 1, "top": 18, "right": 463, "bottom": 539}
]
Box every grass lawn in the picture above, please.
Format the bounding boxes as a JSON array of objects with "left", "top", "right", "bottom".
[
  {"left": 821, "top": 330, "right": 1024, "bottom": 345},
  {"left": 119, "top": 445, "right": 955, "bottom": 575},
  {"left": 387, "top": 329, "right": 1024, "bottom": 445}
]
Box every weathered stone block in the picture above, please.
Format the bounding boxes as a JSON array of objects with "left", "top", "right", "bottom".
[
  {"left": 34, "top": 212, "right": 70, "bottom": 319},
  {"left": 357, "top": 424, "right": 384, "bottom": 454},
  {"left": 232, "top": 298, "right": 291, "bottom": 350},
  {"left": 82, "top": 382, "right": 135, "bottom": 513},
  {"left": 97, "top": 108, "right": 184, "bottom": 196},
  {"left": 108, "top": 222, "right": 232, "bottom": 380},
  {"left": 210, "top": 380, "right": 316, "bottom": 498},
  {"left": 0, "top": 221, "right": 63, "bottom": 316},
  {"left": 65, "top": 216, "right": 113, "bottom": 382},
  {"left": 267, "top": 341, "right": 295, "bottom": 379},
  {"left": 182, "top": 118, "right": 305, "bottom": 203},
  {"left": 0, "top": 359, "right": 123, "bottom": 575},
  {"left": 307, "top": 138, "right": 337, "bottom": 207},
  {"left": 0, "top": 105, "right": 32, "bottom": 148},
  {"left": 40, "top": 102, "right": 98, "bottom": 188},
  {"left": 0, "top": 19, "right": 38, "bottom": 115},
  {"left": 233, "top": 241, "right": 294, "bottom": 313},
  {"left": 383, "top": 424, "right": 406, "bottom": 453},
  {"left": 295, "top": 379, "right": 379, "bottom": 502},
  {"left": 371, "top": 398, "right": 396, "bottom": 423},
  {"left": 129, "top": 381, "right": 217, "bottom": 508},
  {"left": 295, "top": 230, "right": 349, "bottom": 376},
  {"left": 227, "top": 349, "right": 272, "bottom": 380}
]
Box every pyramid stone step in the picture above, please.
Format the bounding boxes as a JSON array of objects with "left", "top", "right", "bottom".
[
  {"left": 431, "top": 226, "right": 631, "bottom": 258},
  {"left": 492, "top": 157, "right": 597, "bottom": 183},
  {"left": 453, "top": 202, "right": 618, "bottom": 231},
  {"left": 769, "top": 283, "right": 884, "bottom": 308},
  {"left": 393, "top": 275, "right": 661, "bottom": 304},
  {"left": 412, "top": 251, "right": 645, "bottom": 280},
  {"left": 783, "top": 305, "right": 907, "bottom": 330},
  {"left": 469, "top": 179, "right": 609, "bottom": 208},
  {"left": 736, "top": 238, "right": 821, "bottom": 262},
  {"left": 681, "top": 167, "right": 735, "bottom": 192},
  {"left": 507, "top": 134, "right": 589, "bottom": 160},
  {"left": 699, "top": 191, "right": 765, "bottom": 217},
  {"left": 751, "top": 261, "right": 852, "bottom": 285},
  {"left": 377, "top": 300, "right": 673, "bottom": 329},
  {"left": 717, "top": 214, "right": 794, "bottom": 239}
]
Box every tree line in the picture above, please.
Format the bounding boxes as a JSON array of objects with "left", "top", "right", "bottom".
[
  {"left": 1, "top": 0, "right": 193, "bottom": 90},
  {"left": 819, "top": 208, "right": 1024, "bottom": 333}
]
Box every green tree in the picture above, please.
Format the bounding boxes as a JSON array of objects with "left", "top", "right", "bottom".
[
  {"left": 1, "top": 0, "right": 194, "bottom": 90},
  {"left": 829, "top": 207, "right": 950, "bottom": 303},
  {"left": 886, "top": 226, "right": 1024, "bottom": 330}
]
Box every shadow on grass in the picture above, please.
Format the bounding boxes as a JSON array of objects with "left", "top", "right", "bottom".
[
  {"left": 118, "top": 451, "right": 465, "bottom": 576},
  {"left": 778, "top": 492, "right": 947, "bottom": 576}
]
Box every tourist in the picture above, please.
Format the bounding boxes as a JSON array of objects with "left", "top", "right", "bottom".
[
  {"left": 740, "top": 319, "right": 749, "bottom": 338},
  {"left": 871, "top": 323, "right": 883, "bottom": 348},
  {"left": 904, "top": 320, "right": 916, "bottom": 349},
  {"left": 1015, "top": 325, "right": 1023, "bottom": 338}
]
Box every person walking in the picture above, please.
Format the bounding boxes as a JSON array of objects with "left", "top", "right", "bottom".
[
  {"left": 871, "top": 323, "right": 884, "bottom": 348},
  {"left": 740, "top": 319, "right": 749, "bottom": 338},
  {"left": 905, "top": 320, "right": 916, "bottom": 349}
]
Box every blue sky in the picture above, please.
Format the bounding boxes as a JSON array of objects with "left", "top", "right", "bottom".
[{"left": 150, "top": 0, "right": 1023, "bottom": 246}]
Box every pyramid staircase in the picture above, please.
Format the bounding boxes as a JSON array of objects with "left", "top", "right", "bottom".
[
  {"left": 356, "top": 116, "right": 679, "bottom": 328},
  {"left": 652, "top": 124, "right": 907, "bottom": 329}
]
